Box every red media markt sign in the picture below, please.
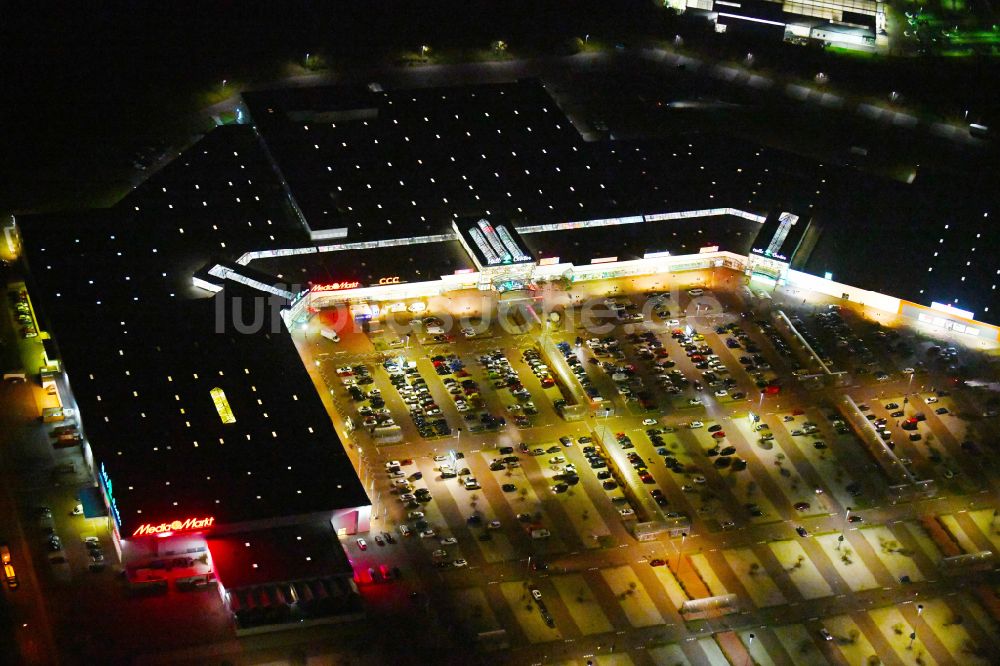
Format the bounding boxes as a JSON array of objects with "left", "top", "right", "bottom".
[
  {"left": 132, "top": 516, "right": 216, "bottom": 537},
  {"left": 311, "top": 281, "right": 361, "bottom": 293}
]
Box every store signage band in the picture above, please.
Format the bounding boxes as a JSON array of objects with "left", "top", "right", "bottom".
[
  {"left": 376, "top": 276, "right": 403, "bottom": 285},
  {"left": 132, "top": 516, "right": 216, "bottom": 537},
  {"left": 312, "top": 281, "right": 361, "bottom": 292}
]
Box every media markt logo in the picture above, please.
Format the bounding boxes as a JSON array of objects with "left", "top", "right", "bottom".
[{"left": 132, "top": 516, "right": 216, "bottom": 537}]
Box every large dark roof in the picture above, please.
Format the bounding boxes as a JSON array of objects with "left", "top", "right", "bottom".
[
  {"left": 207, "top": 522, "right": 353, "bottom": 591},
  {"left": 518, "top": 214, "right": 765, "bottom": 264},
  {"left": 795, "top": 169, "right": 999, "bottom": 323},
  {"left": 20, "top": 126, "right": 367, "bottom": 534},
  {"left": 243, "top": 77, "right": 999, "bottom": 323}
]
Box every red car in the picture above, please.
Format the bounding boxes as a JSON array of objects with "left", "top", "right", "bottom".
[
  {"left": 650, "top": 559, "right": 666, "bottom": 567},
  {"left": 712, "top": 431, "right": 726, "bottom": 439}
]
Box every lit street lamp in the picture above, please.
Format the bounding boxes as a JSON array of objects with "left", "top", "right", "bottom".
[
  {"left": 675, "top": 532, "right": 687, "bottom": 570},
  {"left": 845, "top": 506, "right": 853, "bottom": 523},
  {"left": 917, "top": 604, "right": 924, "bottom": 617}
]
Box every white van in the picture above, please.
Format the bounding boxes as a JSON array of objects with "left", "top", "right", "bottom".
[{"left": 530, "top": 529, "right": 551, "bottom": 540}]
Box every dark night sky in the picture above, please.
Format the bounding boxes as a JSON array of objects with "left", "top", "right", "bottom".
[{"left": 2, "top": 1, "right": 997, "bottom": 214}]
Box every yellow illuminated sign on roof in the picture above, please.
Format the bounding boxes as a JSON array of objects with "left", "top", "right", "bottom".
[{"left": 210, "top": 387, "right": 236, "bottom": 424}]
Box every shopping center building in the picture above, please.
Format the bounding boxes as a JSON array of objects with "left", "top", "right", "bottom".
[{"left": 13, "top": 73, "right": 1000, "bottom": 629}]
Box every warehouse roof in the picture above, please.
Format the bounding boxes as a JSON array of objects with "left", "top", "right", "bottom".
[{"left": 19, "top": 126, "right": 368, "bottom": 535}]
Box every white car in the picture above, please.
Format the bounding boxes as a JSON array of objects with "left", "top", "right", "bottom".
[
  {"left": 407, "top": 511, "right": 425, "bottom": 520},
  {"left": 385, "top": 460, "right": 401, "bottom": 469},
  {"left": 433, "top": 454, "right": 449, "bottom": 462},
  {"left": 462, "top": 328, "right": 476, "bottom": 338},
  {"left": 667, "top": 319, "right": 681, "bottom": 326},
  {"left": 902, "top": 367, "right": 915, "bottom": 375},
  {"left": 619, "top": 507, "right": 635, "bottom": 518},
  {"left": 642, "top": 418, "right": 658, "bottom": 426},
  {"left": 688, "top": 421, "right": 704, "bottom": 429},
  {"left": 452, "top": 559, "right": 468, "bottom": 568},
  {"left": 687, "top": 288, "right": 704, "bottom": 296},
  {"left": 407, "top": 302, "right": 427, "bottom": 313},
  {"left": 689, "top": 398, "right": 703, "bottom": 406},
  {"left": 419, "top": 529, "right": 436, "bottom": 539},
  {"left": 388, "top": 470, "right": 405, "bottom": 478},
  {"left": 926, "top": 396, "right": 938, "bottom": 404},
  {"left": 531, "top": 589, "right": 543, "bottom": 601},
  {"left": 426, "top": 325, "right": 445, "bottom": 335},
  {"left": 692, "top": 474, "right": 707, "bottom": 484},
  {"left": 440, "top": 536, "right": 458, "bottom": 546},
  {"left": 356, "top": 538, "right": 368, "bottom": 550},
  {"left": 487, "top": 520, "right": 502, "bottom": 530},
  {"left": 714, "top": 389, "right": 728, "bottom": 397},
  {"left": 432, "top": 549, "right": 448, "bottom": 559}
]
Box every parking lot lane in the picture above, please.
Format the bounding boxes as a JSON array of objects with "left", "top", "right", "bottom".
[
  {"left": 750, "top": 544, "right": 819, "bottom": 602},
  {"left": 764, "top": 540, "right": 832, "bottom": 601},
  {"left": 857, "top": 526, "right": 926, "bottom": 584},
  {"left": 480, "top": 582, "right": 530, "bottom": 646},
  {"left": 868, "top": 606, "right": 941, "bottom": 666},
  {"left": 499, "top": 581, "right": 563, "bottom": 643},
  {"left": 811, "top": 533, "right": 880, "bottom": 592},
  {"left": 772, "top": 623, "right": 835, "bottom": 666},
  {"left": 730, "top": 417, "right": 809, "bottom": 520},
  {"left": 937, "top": 596, "right": 998, "bottom": 664},
  {"left": 646, "top": 643, "right": 694, "bottom": 665},
  {"left": 550, "top": 573, "right": 614, "bottom": 635},
  {"left": 629, "top": 561, "right": 686, "bottom": 626}
]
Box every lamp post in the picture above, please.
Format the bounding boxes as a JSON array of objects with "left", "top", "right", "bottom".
[
  {"left": 746, "top": 633, "right": 755, "bottom": 666},
  {"left": 845, "top": 506, "right": 853, "bottom": 524},
  {"left": 908, "top": 631, "right": 916, "bottom": 650},
  {"left": 676, "top": 532, "right": 687, "bottom": 571}
]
